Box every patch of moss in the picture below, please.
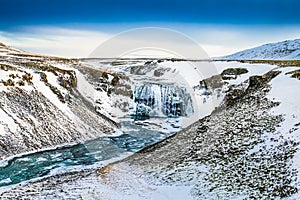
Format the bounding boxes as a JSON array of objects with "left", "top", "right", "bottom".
[
  {"left": 169, "top": 58, "right": 186, "bottom": 62},
  {"left": 111, "top": 61, "right": 125, "bottom": 66},
  {"left": 39, "top": 72, "right": 48, "bottom": 83},
  {"left": 101, "top": 71, "right": 109, "bottom": 79},
  {"left": 153, "top": 68, "right": 171, "bottom": 77},
  {"left": 236, "top": 60, "right": 300, "bottom": 67},
  {"left": 2, "top": 79, "right": 14, "bottom": 86},
  {"left": 22, "top": 73, "right": 33, "bottom": 84},
  {"left": 58, "top": 73, "right": 77, "bottom": 90},
  {"left": 20, "top": 62, "right": 77, "bottom": 89},
  {"left": 222, "top": 68, "right": 248, "bottom": 75},
  {"left": 9, "top": 73, "right": 21, "bottom": 79},
  {"left": 0, "top": 64, "right": 18, "bottom": 71},
  {"left": 111, "top": 74, "right": 120, "bottom": 86},
  {"left": 248, "top": 70, "right": 281, "bottom": 89},
  {"left": 286, "top": 69, "right": 300, "bottom": 80},
  {"left": 47, "top": 83, "right": 65, "bottom": 103},
  {"left": 223, "top": 70, "right": 281, "bottom": 108},
  {"left": 224, "top": 87, "right": 246, "bottom": 107},
  {"left": 221, "top": 68, "right": 249, "bottom": 80},
  {"left": 17, "top": 80, "right": 25, "bottom": 86}
]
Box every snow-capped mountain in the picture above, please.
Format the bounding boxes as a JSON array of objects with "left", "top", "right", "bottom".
[
  {"left": 221, "top": 39, "right": 300, "bottom": 60},
  {"left": 0, "top": 42, "right": 126, "bottom": 159}
]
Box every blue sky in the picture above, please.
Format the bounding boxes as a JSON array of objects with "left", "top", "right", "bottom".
[
  {"left": 1, "top": 0, "right": 300, "bottom": 28},
  {"left": 1, "top": 0, "right": 300, "bottom": 57}
]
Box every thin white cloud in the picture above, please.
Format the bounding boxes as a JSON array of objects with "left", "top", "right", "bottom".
[
  {"left": 185, "top": 24, "right": 300, "bottom": 57},
  {"left": 0, "top": 25, "right": 299, "bottom": 58},
  {"left": 0, "top": 27, "right": 111, "bottom": 58}
]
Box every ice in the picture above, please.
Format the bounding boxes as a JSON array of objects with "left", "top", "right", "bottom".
[{"left": 133, "top": 83, "right": 193, "bottom": 118}]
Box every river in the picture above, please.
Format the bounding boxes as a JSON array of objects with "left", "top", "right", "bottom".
[{"left": 0, "top": 119, "right": 175, "bottom": 187}]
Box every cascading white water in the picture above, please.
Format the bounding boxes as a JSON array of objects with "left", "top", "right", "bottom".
[{"left": 133, "top": 83, "right": 194, "bottom": 119}]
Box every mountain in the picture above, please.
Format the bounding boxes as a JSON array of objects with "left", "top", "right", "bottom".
[
  {"left": 221, "top": 39, "right": 300, "bottom": 60},
  {"left": 0, "top": 42, "right": 130, "bottom": 159}
]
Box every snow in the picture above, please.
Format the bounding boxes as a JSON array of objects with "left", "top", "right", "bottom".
[
  {"left": 214, "top": 61, "right": 276, "bottom": 84},
  {"left": 108, "top": 185, "right": 194, "bottom": 200},
  {"left": 0, "top": 178, "right": 11, "bottom": 185},
  {"left": 31, "top": 72, "right": 69, "bottom": 114},
  {"left": 76, "top": 69, "right": 113, "bottom": 118},
  {"left": 0, "top": 125, "right": 6, "bottom": 136},
  {"left": 76, "top": 70, "right": 95, "bottom": 103},
  {"left": 164, "top": 61, "right": 276, "bottom": 124},
  {"left": 266, "top": 67, "right": 300, "bottom": 190},
  {"left": 0, "top": 151, "right": 133, "bottom": 194},
  {"left": 49, "top": 63, "right": 73, "bottom": 71},
  {"left": 0, "top": 58, "right": 117, "bottom": 141},
  {"left": 160, "top": 61, "right": 213, "bottom": 86},
  {"left": 0, "top": 108, "right": 18, "bottom": 134},
  {"left": 84, "top": 59, "right": 278, "bottom": 130},
  {"left": 0, "top": 65, "right": 36, "bottom": 92},
  {"left": 221, "top": 39, "right": 300, "bottom": 60},
  {"left": 1, "top": 40, "right": 300, "bottom": 199},
  {"left": 44, "top": 72, "right": 61, "bottom": 89},
  {"left": 267, "top": 67, "right": 300, "bottom": 141},
  {"left": 181, "top": 61, "right": 276, "bottom": 127}
]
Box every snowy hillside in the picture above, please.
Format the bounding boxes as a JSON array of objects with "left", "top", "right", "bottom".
[
  {"left": 4, "top": 60, "right": 300, "bottom": 199},
  {"left": 0, "top": 42, "right": 123, "bottom": 159},
  {"left": 1, "top": 41, "right": 300, "bottom": 199},
  {"left": 221, "top": 39, "right": 300, "bottom": 60}
]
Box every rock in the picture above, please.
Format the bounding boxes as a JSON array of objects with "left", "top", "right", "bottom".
[{"left": 221, "top": 68, "right": 249, "bottom": 80}]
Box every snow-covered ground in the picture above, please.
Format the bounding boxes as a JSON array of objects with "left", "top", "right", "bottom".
[
  {"left": 1, "top": 39, "right": 300, "bottom": 199},
  {"left": 3, "top": 60, "right": 299, "bottom": 199},
  {"left": 266, "top": 67, "right": 300, "bottom": 199},
  {"left": 83, "top": 60, "right": 276, "bottom": 130},
  {"left": 84, "top": 59, "right": 225, "bottom": 129},
  {"left": 0, "top": 42, "right": 120, "bottom": 159},
  {"left": 94, "top": 63, "right": 300, "bottom": 200},
  {"left": 214, "top": 61, "right": 276, "bottom": 82}
]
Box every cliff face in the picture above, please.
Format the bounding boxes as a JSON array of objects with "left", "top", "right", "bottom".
[{"left": 0, "top": 43, "right": 120, "bottom": 159}]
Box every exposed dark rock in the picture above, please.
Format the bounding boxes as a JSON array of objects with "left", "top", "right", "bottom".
[
  {"left": 111, "top": 74, "right": 120, "bottom": 86},
  {"left": 221, "top": 68, "right": 248, "bottom": 80},
  {"left": 286, "top": 69, "right": 300, "bottom": 80},
  {"left": 248, "top": 70, "right": 281, "bottom": 89}
]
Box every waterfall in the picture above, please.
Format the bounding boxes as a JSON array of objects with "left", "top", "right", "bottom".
[{"left": 133, "top": 83, "right": 194, "bottom": 119}]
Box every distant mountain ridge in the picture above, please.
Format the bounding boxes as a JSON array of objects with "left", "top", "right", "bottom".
[{"left": 221, "top": 39, "right": 300, "bottom": 60}]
